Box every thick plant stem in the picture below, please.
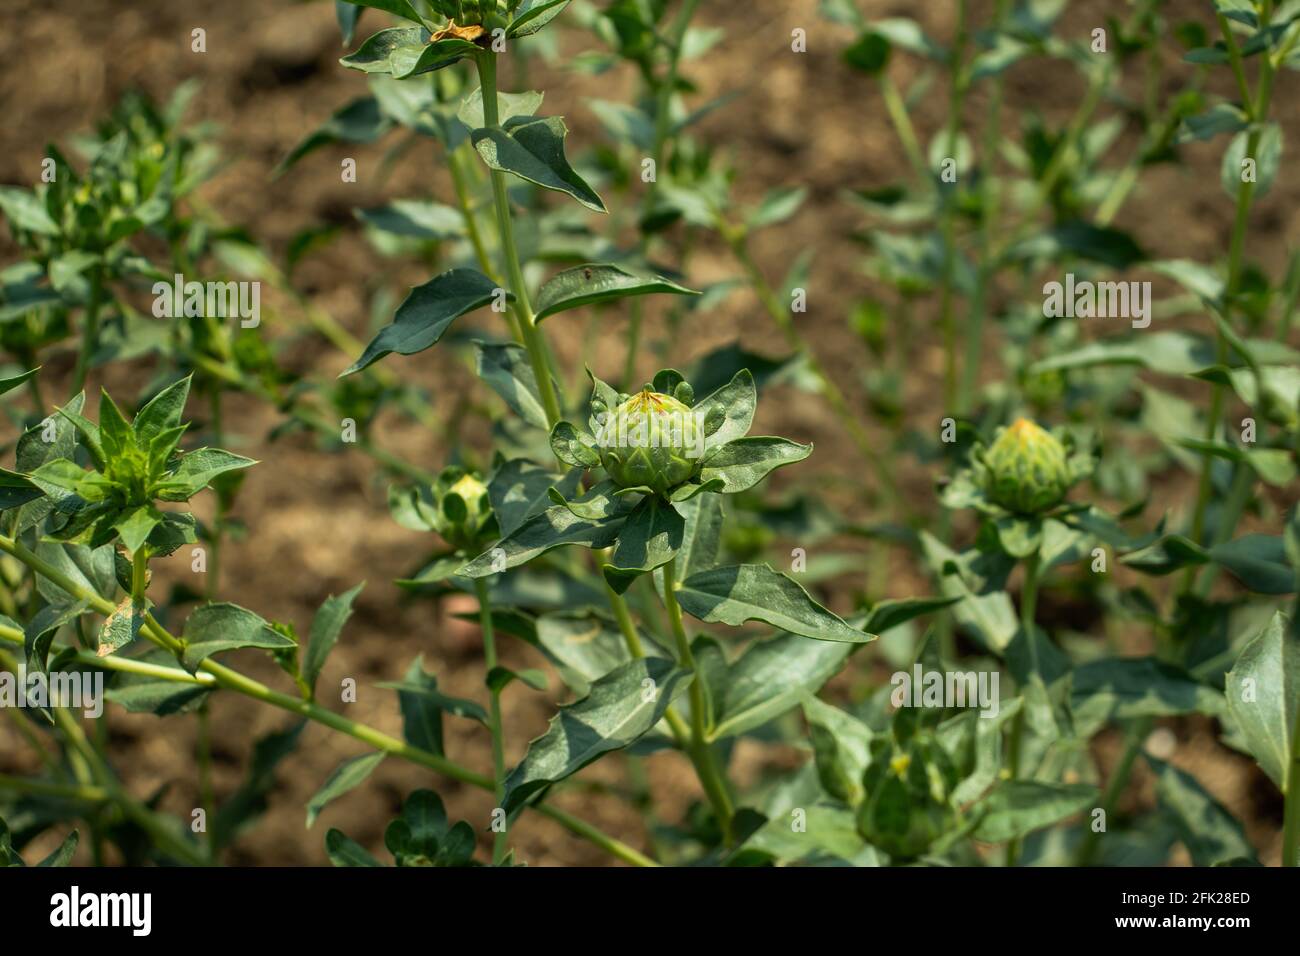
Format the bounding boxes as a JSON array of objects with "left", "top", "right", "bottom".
[
  {"left": 1004, "top": 552, "right": 1041, "bottom": 867},
  {"left": 1074, "top": 719, "right": 1147, "bottom": 866},
  {"left": 660, "top": 557, "right": 735, "bottom": 844},
  {"left": 19, "top": 349, "right": 44, "bottom": 416},
  {"left": 0, "top": 533, "right": 656, "bottom": 867},
  {"left": 604, "top": 575, "right": 691, "bottom": 749},
  {"left": 475, "top": 577, "right": 509, "bottom": 864},
  {"left": 207, "top": 387, "right": 225, "bottom": 600},
  {"left": 937, "top": 0, "right": 969, "bottom": 414},
  {"left": 621, "top": 0, "right": 700, "bottom": 385},
  {"left": 1284, "top": 702, "right": 1300, "bottom": 866},
  {"left": 958, "top": 0, "right": 1007, "bottom": 415},
  {"left": 131, "top": 546, "right": 148, "bottom": 605},
  {"left": 0, "top": 772, "right": 108, "bottom": 804},
  {"left": 446, "top": 136, "right": 502, "bottom": 289},
  {"left": 879, "top": 75, "right": 928, "bottom": 182},
  {"left": 72, "top": 266, "right": 104, "bottom": 394},
  {"left": 1184, "top": 12, "right": 1275, "bottom": 594},
  {"left": 196, "top": 700, "right": 214, "bottom": 854},
  {"left": 473, "top": 50, "right": 563, "bottom": 428}
]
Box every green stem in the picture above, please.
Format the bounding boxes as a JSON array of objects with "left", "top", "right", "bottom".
[
  {"left": 72, "top": 266, "right": 104, "bottom": 394},
  {"left": 1020, "top": 553, "right": 1040, "bottom": 636},
  {"left": 660, "top": 557, "right": 735, "bottom": 844},
  {"left": 18, "top": 349, "right": 44, "bottom": 416},
  {"left": 1184, "top": 11, "right": 1275, "bottom": 593},
  {"left": 605, "top": 573, "right": 690, "bottom": 748},
  {"left": 1284, "top": 701, "right": 1300, "bottom": 866},
  {"left": 937, "top": 0, "right": 969, "bottom": 414},
  {"left": 624, "top": 0, "right": 701, "bottom": 416},
  {"left": 0, "top": 772, "right": 108, "bottom": 804},
  {"left": 207, "top": 388, "right": 224, "bottom": 600},
  {"left": 473, "top": 50, "right": 563, "bottom": 428},
  {"left": 475, "top": 577, "right": 509, "bottom": 864},
  {"left": 0, "top": 533, "right": 656, "bottom": 867},
  {"left": 131, "top": 543, "right": 148, "bottom": 605},
  {"left": 196, "top": 701, "right": 215, "bottom": 853},
  {"left": 1074, "top": 719, "right": 1148, "bottom": 866},
  {"left": 449, "top": 140, "right": 501, "bottom": 287},
  {"left": 0, "top": 619, "right": 213, "bottom": 684},
  {"left": 1005, "top": 551, "right": 1041, "bottom": 866},
  {"left": 957, "top": 0, "right": 1008, "bottom": 416},
  {"left": 879, "top": 75, "right": 928, "bottom": 183}
]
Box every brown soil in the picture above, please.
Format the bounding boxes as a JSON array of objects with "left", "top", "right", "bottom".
[{"left": 1, "top": 0, "right": 1296, "bottom": 865}]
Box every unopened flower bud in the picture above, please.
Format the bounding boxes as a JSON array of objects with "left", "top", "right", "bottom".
[
  {"left": 980, "top": 418, "right": 1071, "bottom": 515},
  {"left": 599, "top": 389, "right": 703, "bottom": 496},
  {"left": 432, "top": 468, "right": 494, "bottom": 550}
]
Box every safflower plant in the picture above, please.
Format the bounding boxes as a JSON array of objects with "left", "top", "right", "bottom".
[{"left": 0, "top": 0, "right": 1298, "bottom": 876}]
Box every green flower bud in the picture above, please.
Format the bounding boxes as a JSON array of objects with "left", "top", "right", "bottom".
[
  {"left": 431, "top": 0, "right": 494, "bottom": 26},
  {"left": 597, "top": 388, "right": 705, "bottom": 497},
  {"left": 856, "top": 738, "right": 957, "bottom": 860},
  {"left": 980, "top": 418, "right": 1072, "bottom": 515},
  {"left": 431, "top": 468, "right": 495, "bottom": 551}
]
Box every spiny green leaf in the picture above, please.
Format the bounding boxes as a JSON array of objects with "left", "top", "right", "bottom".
[
  {"left": 508, "top": 0, "right": 571, "bottom": 37},
  {"left": 304, "top": 582, "right": 364, "bottom": 694},
  {"left": 534, "top": 264, "right": 699, "bottom": 322},
  {"left": 133, "top": 376, "right": 192, "bottom": 443},
  {"left": 1070, "top": 657, "right": 1225, "bottom": 736},
  {"left": 1148, "top": 755, "right": 1255, "bottom": 866},
  {"left": 0, "top": 367, "right": 39, "bottom": 398},
  {"left": 0, "top": 187, "right": 59, "bottom": 235},
  {"left": 475, "top": 340, "right": 548, "bottom": 429},
  {"left": 344, "top": 268, "right": 503, "bottom": 374},
  {"left": 602, "top": 496, "right": 683, "bottom": 594},
  {"left": 500, "top": 657, "right": 692, "bottom": 814},
  {"left": 461, "top": 504, "right": 625, "bottom": 577},
  {"left": 154, "top": 448, "right": 257, "bottom": 501},
  {"left": 181, "top": 603, "right": 296, "bottom": 673},
  {"left": 326, "top": 828, "right": 382, "bottom": 867},
  {"left": 307, "top": 752, "right": 386, "bottom": 828},
  {"left": 972, "top": 781, "right": 1097, "bottom": 843},
  {"left": 34, "top": 830, "right": 79, "bottom": 867},
  {"left": 698, "top": 436, "right": 812, "bottom": 493},
  {"left": 707, "top": 634, "right": 853, "bottom": 740},
  {"left": 1224, "top": 611, "right": 1298, "bottom": 789},
  {"left": 341, "top": 28, "right": 477, "bottom": 79},
  {"left": 338, "top": 0, "right": 425, "bottom": 26},
  {"left": 674, "top": 564, "right": 873, "bottom": 644},
  {"left": 692, "top": 368, "right": 756, "bottom": 452},
  {"left": 487, "top": 458, "right": 582, "bottom": 538},
  {"left": 457, "top": 88, "right": 544, "bottom": 129},
  {"left": 471, "top": 116, "right": 606, "bottom": 212}
]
